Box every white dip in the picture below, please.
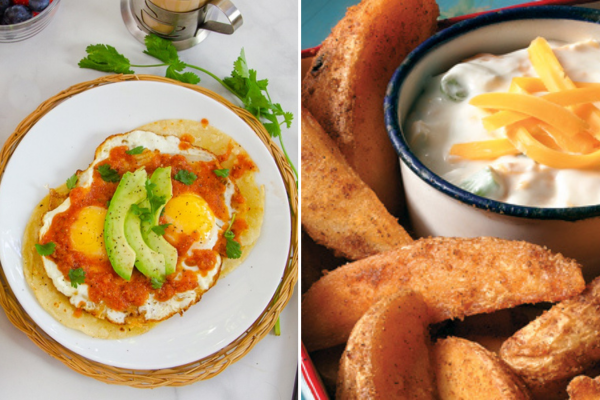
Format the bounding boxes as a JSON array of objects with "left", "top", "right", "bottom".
[{"left": 405, "top": 39, "right": 600, "bottom": 208}]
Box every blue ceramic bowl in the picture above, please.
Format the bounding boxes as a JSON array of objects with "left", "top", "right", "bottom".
[{"left": 385, "top": 6, "right": 600, "bottom": 276}]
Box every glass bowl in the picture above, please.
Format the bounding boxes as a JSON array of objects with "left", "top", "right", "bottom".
[{"left": 0, "top": 0, "right": 61, "bottom": 43}]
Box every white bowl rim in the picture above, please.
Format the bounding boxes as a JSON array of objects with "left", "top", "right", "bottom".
[{"left": 385, "top": 5, "right": 600, "bottom": 222}]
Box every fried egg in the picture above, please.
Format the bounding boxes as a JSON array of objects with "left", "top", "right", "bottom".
[{"left": 38, "top": 130, "right": 241, "bottom": 324}]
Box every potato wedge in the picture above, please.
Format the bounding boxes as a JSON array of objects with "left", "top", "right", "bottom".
[
  {"left": 568, "top": 376, "right": 600, "bottom": 400},
  {"left": 301, "top": 107, "right": 412, "bottom": 260},
  {"left": 500, "top": 277, "right": 600, "bottom": 399},
  {"left": 302, "top": 0, "right": 438, "bottom": 215},
  {"left": 434, "top": 337, "right": 531, "bottom": 400},
  {"left": 302, "top": 237, "right": 584, "bottom": 351},
  {"left": 337, "top": 290, "right": 435, "bottom": 400}
]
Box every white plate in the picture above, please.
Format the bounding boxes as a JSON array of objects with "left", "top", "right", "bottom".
[{"left": 0, "top": 81, "right": 292, "bottom": 370}]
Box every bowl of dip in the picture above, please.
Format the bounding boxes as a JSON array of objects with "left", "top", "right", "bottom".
[{"left": 385, "top": 5, "right": 600, "bottom": 277}]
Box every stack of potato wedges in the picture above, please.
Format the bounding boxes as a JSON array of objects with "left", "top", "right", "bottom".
[{"left": 300, "top": 1, "right": 600, "bottom": 399}]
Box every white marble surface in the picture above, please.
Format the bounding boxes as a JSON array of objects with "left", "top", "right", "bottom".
[{"left": 0, "top": 0, "right": 298, "bottom": 399}]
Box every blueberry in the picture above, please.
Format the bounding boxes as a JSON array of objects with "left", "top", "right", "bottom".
[
  {"left": 29, "top": 0, "right": 50, "bottom": 12},
  {"left": 2, "top": 5, "right": 32, "bottom": 24},
  {"left": 0, "top": 0, "right": 10, "bottom": 16}
]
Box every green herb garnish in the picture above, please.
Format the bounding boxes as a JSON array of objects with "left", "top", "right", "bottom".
[
  {"left": 35, "top": 242, "right": 56, "bottom": 256},
  {"left": 66, "top": 174, "right": 78, "bottom": 189},
  {"left": 145, "top": 180, "right": 167, "bottom": 213},
  {"left": 440, "top": 74, "right": 468, "bottom": 102},
  {"left": 79, "top": 34, "right": 296, "bottom": 181},
  {"left": 459, "top": 167, "right": 502, "bottom": 198},
  {"left": 150, "top": 277, "right": 164, "bottom": 290},
  {"left": 130, "top": 203, "right": 152, "bottom": 222},
  {"left": 130, "top": 180, "right": 168, "bottom": 224},
  {"left": 213, "top": 168, "right": 230, "bottom": 178},
  {"left": 126, "top": 146, "right": 145, "bottom": 155},
  {"left": 97, "top": 164, "right": 120, "bottom": 183},
  {"left": 151, "top": 223, "right": 171, "bottom": 236},
  {"left": 78, "top": 44, "right": 135, "bottom": 74},
  {"left": 223, "top": 213, "right": 242, "bottom": 259},
  {"left": 68, "top": 268, "right": 86, "bottom": 288},
  {"left": 174, "top": 169, "right": 197, "bottom": 185}
]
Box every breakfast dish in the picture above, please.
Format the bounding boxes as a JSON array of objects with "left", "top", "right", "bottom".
[
  {"left": 22, "top": 119, "right": 264, "bottom": 338},
  {"left": 0, "top": 79, "right": 292, "bottom": 371},
  {"left": 406, "top": 37, "right": 600, "bottom": 207}
]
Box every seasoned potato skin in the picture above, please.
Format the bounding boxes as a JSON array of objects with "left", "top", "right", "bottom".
[
  {"left": 301, "top": 108, "right": 412, "bottom": 260},
  {"left": 500, "top": 277, "right": 600, "bottom": 400},
  {"left": 568, "top": 375, "right": 600, "bottom": 400},
  {"left": 434, "top": 337, "right": 531, "bottom": 400},
  {"left": 302, "top": 237, "right": 584, "bottom": 351},
  {"left": 302, "top": 0, "right": 439, "bottom": 215},
  {"left": 337, "top": 290, "right": 435, "bottom": 400}
]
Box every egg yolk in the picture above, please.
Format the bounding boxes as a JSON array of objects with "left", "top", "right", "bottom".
[
  {"left": 69, "top": 206, "right": 108, "bottom": 259},
  {"left": 163, "top": 193, "right": 215, "bottom": 240}
]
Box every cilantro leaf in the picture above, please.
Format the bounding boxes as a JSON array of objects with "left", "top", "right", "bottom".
[
  {"left": 166, "top": 66, "right": 200, "bottom": 84},
  {"left": 174, "top": 169, "right": 197, "bottom": 185},
  {"left": 126, "top": 146, "right": 145, "bottom": 155},
  {"left": 283, "top": 111, "right": 294, "bottom": 128},
  {"left": 97, "top": 164, "right": 120, "bottom": 183},
  {"left": 214, "top": 168, "right": 230, "bottom": 178},
  {"left": 145, "top": 180, "right": 157, "bottom": 193},
  {"left": 151, "top": 223, "right": 171, "bottom": 236},
  {"left": 233, "top": 48, "right": 249, "bottom": 78},
  {"left": 68, "top": 268, "right": 86, "bottom": 288},
  {"left": 150, "top": 277, "right": 164, "bottom": 290},
  {"left": 78, "top": 44, "right": 134, "bottom": 74},
  {"left": 225, "top": 234, "right": 242, "bottom": 259},
  {"left": 66, "top": 174, "right": 78, "bottom": 189},
  {"left": 144, "top": 180, "right": 167, "bottom": 214},
  {"left": 130, "top": 204, "right": 152, "bottom": 222},
  {"left": 35, "top": 242, "right": 56, "bottom": 256},
  {"left": 130, "top": 203, "right": 149, "bottom": 216},
  {"left": 223, "top": 214, "right": 242, "bottom": 259},
  {"left": 143, "top": 34, "right": 185, "bottom": 69}
]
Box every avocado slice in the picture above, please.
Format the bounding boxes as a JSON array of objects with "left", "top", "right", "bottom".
[
  {"left": 104, "top": 168, "right": 147, "bottom": 281},
  {"left": 140, "top": 167, "right": 178, "bottom": 276},
  {"left": 124, "top": 208, "right": 166, "bottom": 282}
]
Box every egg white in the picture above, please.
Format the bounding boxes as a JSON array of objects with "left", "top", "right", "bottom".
[{"left": 39, "top": 130, "right": 236, "bottom": 324}]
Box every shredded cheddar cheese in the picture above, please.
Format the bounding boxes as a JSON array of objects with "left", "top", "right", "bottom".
[
  {"left": 469, "top": 92, "right": 588, "bottom": 136},
  {"left": 451, "top": 37, "right": 600, "bottom": 167},
  {"left": 449, "top": 139, "right": 520, "bottom": 160}
]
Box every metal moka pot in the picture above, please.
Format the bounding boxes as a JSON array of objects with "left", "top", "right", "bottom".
[{"left": 121, "top": 0, "right": 243, "bottom": 50}]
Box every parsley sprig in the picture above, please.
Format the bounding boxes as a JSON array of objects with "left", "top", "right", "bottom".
[
  {"left": 35, "top": 242, "right": 56, "bottom": 256},
  {"left": 223, "top": 213, "right": 242, "bottom": 259},
  {"left": 174, "top": 169, "right": 197, "bottom": 185},
  {"left": 66, "top": 174, "right": 78, "bottom": 189},
  {"left": 97, "top": 164, "right": 120, "bottom": 183},
  {"left": 126, "top": 146, "right": 145, "bottom": 155},
  {"left": 79, "top": 35, "right": 296, "bottom": 180},
  {"left": 151, "top": 223, "right": 171, "bottom": 236},
  {"left": 68, "top": 268, "right": 86, "bottom": 288},
  {"left": 131, "top": 180, "right": 167, "bottom": 223},
  {"left": 213, "top": 168, "right": 230, "bottom": 178}
]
